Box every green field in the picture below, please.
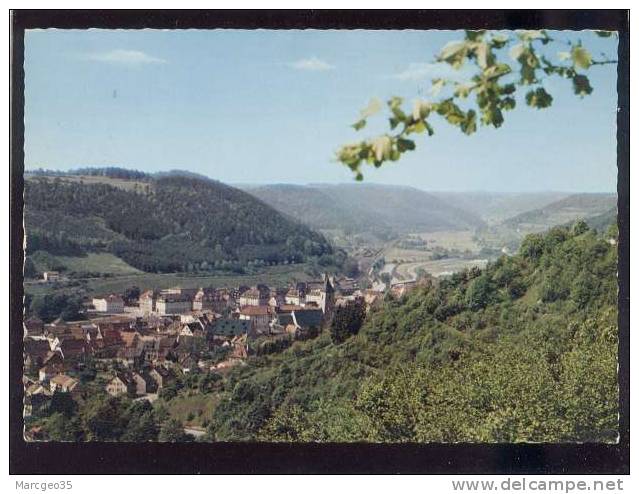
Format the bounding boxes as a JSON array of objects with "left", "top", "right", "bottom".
[
  {"left": 55, "top": 253, "right": 142, "bottom": 275},
  {"left": 416, "top": 230, "right": 481, "bottom": 253}
]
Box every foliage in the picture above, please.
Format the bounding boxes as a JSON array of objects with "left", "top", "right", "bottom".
[
  {"left": 29, "top": 292, "right": 85, "bottom": 322},
  {"left": 330, "top": 299, "right": 367, "bottom": 344},
  {"left": 158, "top": 418, "right": 193, "bottom": 442},
  {"left": 337, "top": 30, "right": 617, "bottom": 179}
]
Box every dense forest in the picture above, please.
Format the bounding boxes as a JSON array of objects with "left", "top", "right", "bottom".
[
  {"left": 24, "top": 175, "right": 336, "bottom": 274},
  {"left": 30, "top": 221, "right": 618, "bottom": 442}
]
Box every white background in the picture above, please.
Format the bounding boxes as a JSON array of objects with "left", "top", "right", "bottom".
[{"left": 1, "top": 2, "right": 634, "bottom": 491}]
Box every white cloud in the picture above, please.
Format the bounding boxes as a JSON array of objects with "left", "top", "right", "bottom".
[
  {"left": 84, "top": 49, "right": 166, "bottom": 66},
  {"left": 392, "top": 62, "right": 463, "bottom": 82},
  {"left": 289, "top": 57, "right": 335, "bottom": 72}
]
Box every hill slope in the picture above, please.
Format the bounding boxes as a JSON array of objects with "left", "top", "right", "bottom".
[
  {"left": 242, "top": 183, "right": 485, "bottom": 235},
  {"left": 24, "top": 174, "right": 334, "bottom": 273},
  {"left": 502, "top": 193, "right": 617, "bottom": 232},
  {"left": 430, "top": 191, "right": 570, "bottom": 223}
]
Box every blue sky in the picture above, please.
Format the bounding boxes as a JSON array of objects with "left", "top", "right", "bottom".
[{"left": 24, "top": 29, "right": 618, "bottom": 192}]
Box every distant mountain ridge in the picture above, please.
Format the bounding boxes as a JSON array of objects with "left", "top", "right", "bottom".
[
  {"left": 242, "top": 183, "right": 485, "bottom": 235},
  {"left": 429, "top": 191, "right": 571, "bottom": 223}
]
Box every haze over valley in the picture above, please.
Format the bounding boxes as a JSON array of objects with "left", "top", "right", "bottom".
[{"left": 24, "top": 167, "right": 617, "bottom": 296}]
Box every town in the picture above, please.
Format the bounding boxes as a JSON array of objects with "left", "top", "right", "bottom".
[{"left": 23, "top": 271, "right": 420, "bottom": 436}]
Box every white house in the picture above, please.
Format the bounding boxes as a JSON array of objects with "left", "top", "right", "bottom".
[{"left": 93, "top": 294, "right": 125, "bottom": 313}]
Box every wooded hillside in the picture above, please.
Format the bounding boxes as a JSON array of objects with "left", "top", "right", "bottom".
[{"left": 25, "top": 174, "right": 335, "bottom": 274}]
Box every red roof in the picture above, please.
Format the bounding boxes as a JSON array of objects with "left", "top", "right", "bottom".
[{"left": 239, "top": 306, "right": 271, "bottom": 316}]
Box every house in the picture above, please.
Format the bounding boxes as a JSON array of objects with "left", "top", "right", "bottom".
[
  {"left": 161, "top": 286, "right": 199, "bottom": 298},
  {"left": 334, "top": 276, "right": 359, "bottom": 296},
  {"left": 91, "top": 328, "right": 123, "bottom": 359},
  {"left": 178, "top": 353, "right": 199, "bottom": 373},
  {"left": 304, "top": 274, "right": 335, "bottom": 314},
  {"left": 285, "top": 287, "right": 305, "bottom": 306},
  {"left": 238, "top": 305, "right": 272, "bottom": 335},
  {"left": 239, "top": 287, "right": 269, "bottom": 307},
  {"left": 131, "top": 372, "right": 148, "bottom": 395},
  {"left": 156, "top": 336, "right": 178, "bottom": 363},
  {"left": 148, "top": 366, "right": 175, "bottom": 390},
  {"left": 24, "top": 338, "right": 53, "bottom": 372},
  {"left": 49, "top": 374, "right": 79, "bottom": 394},
  {"left": 43, "top": 271, "right": 60, "bottom": 282},
  {"left": 139, "top": 290, "right": 158, "bottom": 313},
  {"left": 291, "top": 308, "right": 323, "bottom": 330},
  {"left": 106, "top": 372, "right": 135, "bottom": 397},
  {"left": 192, "top": 288, "right": 223, "bottom": 311},
  {"left": 23, "top": 317, "right": 44, "bottom": 336},
  {"left": 138, "top": 334, "right": 162, "bottom": 362},
  {"left": 42, "top": 350, "right": 64, "bottom": 368},
  {"left": 179, "top": 321, "right": 205, "bottom": 338},
  {"left": 38, "top": 359, "right": 64, "bottom": 383},
  {"left": 24, "top": 383, "right": 53, "bottom": 417},
  {"left": 209, "top": 319, "right": 250, "bottom": 345},
  {"left": 270, "top": 308, "right": 323, "bottom": 338},
  {"left": 92, "top": 294, "right": 125, "bottom": 313},
  {"left": 58, "top": 337, "right": 88, "bottom": 361},
  {"left": 155, "top": 294, "right": 192, "bottom": 315}
]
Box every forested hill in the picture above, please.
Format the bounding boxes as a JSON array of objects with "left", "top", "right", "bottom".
[
  {"left": 501, "top": 193, "right": 617, "bottom": 232},
  {"left": 242, "top": 184, "right": 485, "bottom": 235},
  {"left": 24, "top": 175, "right": 334, "bottom": 273},
  {"left": 209, "top": 221, "right": 618, "bottom": 442}
]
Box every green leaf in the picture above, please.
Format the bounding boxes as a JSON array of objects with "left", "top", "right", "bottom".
[
  {"left": 595, "top": 30, "right": 614, "bottom": 37},
  {"left": 352, "top": 119, "right": 366, "bottom": 131},
  {"left": 465, "top": 30, "right": 485, "bottom": 41},
  {"left": 525, "top": 87, "right": 554, "bottom": 109},
  {"left": 388, "top": 96, "right": 403, "bottom": 110},
  {"left": 407, "top": 120, "right": 427, "bottom": 134},
  {"left": 500, "top": 97, "right": 516, "bottom": 111},
  {"left": 424, "top": 121, "right": 434, "bottom": 136},
  {"left": 572, "top": 74, "right": 593, "bottom": 96},
  {"left": 439, "top": 41, "right": 467, "bottom": 66},
  {"left": 388, "top": 97, "right": 407, "bottom": 121},
  {"left": 412, "top": 99, "right": 432, "bottom": 120},
  {"left": 490, "top": 33, "right": 509, "bottom": 49},
  {"left": 571, "top": 46, "right": 592, "bottom": 70},
  {"left": 396, "top": 138, "right": 416, "bottom": 152},
  {"left": 460, "top": 110, "right": 477, "bottom": 135}
]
